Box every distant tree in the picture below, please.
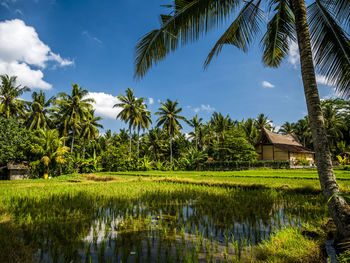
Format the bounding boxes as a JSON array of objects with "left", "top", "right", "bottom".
[
  {"left": 114, "top": 88, "right": 145, "bottom": 159},
  {"left": 135, "top": 104, "right": 152, "bottom": 159},
  {"left": 279, "top": 122, "right": 294, "bottom": 134},
  {"left": 240, "top": 118, "right": 259, "bottom": 145},
  {"left": 80, "top": 109, "right": 103, "bottom": 158},
  {"left": 31, "top": 129, "right": 69, "bottom": 177},
  {"left": 144, "top": 127, "right": 166, "bottom": 161},
  {"left": 254, "top": 114, "right": 273, "bottom": 131},
  {"left": 0, "top": 74, "right": 30, "bottom": 119},
  {"left": 0, "top": 117, "right": 33, "bottom": 166},
  {"left": 156, "top": 99, "right": 187, "bottom": 165},
  {"left": 57, "top": 84, "right": 94, "bottom": 153},
  {"left": 188, "top": 114, "right": 203, "bottom": 150},
  {"left": 26, "top": 90, "right": 55, "bottom": 130}
]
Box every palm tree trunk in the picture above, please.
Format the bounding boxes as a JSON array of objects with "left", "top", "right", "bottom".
[
  {"left": 129, "top": 128, "right": 132, "bottom": 160},
  {"left": 170, "top": 135, "right": 173, "bottom": 166},
  {"left": 292, "top": 0, "right": 350, "bottom": 238},
  {"left": 137, "top": 129, "right": 140, "bottom": 160},
  {"left": 71, "top": 129, "right": 75, "bottom": 154}
]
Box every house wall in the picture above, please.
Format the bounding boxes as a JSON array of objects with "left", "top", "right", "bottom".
[{"left": 256, "top": 144, "right": 289, "bottom": 161}]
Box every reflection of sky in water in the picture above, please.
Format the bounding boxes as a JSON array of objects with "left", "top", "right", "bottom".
[{"left": 35, "top": 200, "right": 304, "bottom": 262}]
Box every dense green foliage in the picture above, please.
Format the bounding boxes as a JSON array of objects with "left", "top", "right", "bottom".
[
  {"left": 0, "top": 118, "right": 33, "bottom": 166},
  {"left": 0, "top": 74, "right": 349, "bottom": 177}
]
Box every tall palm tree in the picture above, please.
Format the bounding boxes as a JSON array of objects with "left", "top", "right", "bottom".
[
  {"left": 156, "top": 99, "right": 187, "bottom": 165},
  {"left": 145, "top": 127, "right": 166, "bottom": 161},
  {"left": 0, "top": 74, "right": 30, "bottom": 119},
  {"left": 188, "top": 114, "right": 203, "bottom": 150},
  {"left": 31, "top": 129, "right": 69, "bottom": 177},
  {"left": 255, "top": 113, "right": 273, "bottom": 131},
  {"left": 113, "top": 88, "right": 145, "bottom": 159},
  {"left": 279, "top": 121, "right": 295, "bottom": 134},
  {"left": 133, "top": 0, "right": 350, "bottom": 236},
  {"left": 57, "top": 83, "right": 94, "bottom": 153},
  {"left": 294, "top": 117, "right": 311, "bottom": 147},
  {"left": 26, "top": 90, "right": 55, "bottom": 130},
  {"left": 240, "top": 118, "right": 259, "bottom": 145},
  {"left": 81, "top": 109, "right": 103, "bottom": 158},
  {"left": 136, "top": 105, "right": 152, "bottom": 159},
  {"left": 210, "top": 112, "right": 232, "bottom": 144}
]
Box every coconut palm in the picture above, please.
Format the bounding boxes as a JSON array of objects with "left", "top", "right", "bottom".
[
  {"left": 188, "top": 115, "right": 203, "bottom": 150},
  {"left": 57, "top": 84, "right": 94, "bottom": 153},
  {"left": 80, "top": 109, "right": 103, "bottom": 158},
  {"left": 113, "top": 88, "right": 145, "bottom": 159},
  {"left": 25, "top": 90, "right": 55, "bottom": 130},
  {"left": 32, "top": 129, "right": 69, "bottom": 177},
  {"left": 294, "top": 117, "right": 311, "bottom": 147},
  {"left": 279, "top": 121, "right": 295, "bottom": 134},
  {"left": 136, "top": 105, "right": 152, "bottom": 159},
  {"left": 0, "top": 74, "right": 30, "bottom": 119},
  {"left": 156, "top": 99, "right": 187, "bottom": 165},
  {"left": 144, "top": 127, "right": 166, "bottom": 161},
  {"left": 240, "top": 118, "right": 259, "bottom": 145},
  {"left": 133, "top": 0, "right": 350, "bottom": 235},
  {"left": 210, "top": 112, "right": 232, "bottom": 144},
  {"left": 255, "top": 113, "right": 273, "bottom": 131}
]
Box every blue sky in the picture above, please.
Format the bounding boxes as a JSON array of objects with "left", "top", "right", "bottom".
[{"left": 0, "top": 0, "right": 336, "bottom": 132}]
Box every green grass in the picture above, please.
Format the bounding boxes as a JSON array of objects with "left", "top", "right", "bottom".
[
  {"left": 97, "top": 169, "right": 350, "bottom": 193},
  {"left": 0, "top": 168, "right": 344, "bottom": 262}
]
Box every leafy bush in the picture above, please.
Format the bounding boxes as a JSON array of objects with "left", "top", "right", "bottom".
[
  {"left": 0, "top": 117, "right": 33, "bottom": 166},
  {"left": 297, "top": 158, "right": 310, "bottom": 166}
]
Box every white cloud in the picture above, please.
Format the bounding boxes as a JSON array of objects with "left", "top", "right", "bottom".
[
  {"left": 262, "top": 81, "right": 275, "bottom": 88},
  {"left": 288, "top": 41, "right": 299, "bottom": 67},
  {"left": 193, "top": 104, "right": 215, "bottom": 113},
  {"left": 86, "top": 92, "right": 121, "bottom": 119},
  {"left": 148, "top": 97, "right": 154, "bottom": 104},
  {"left": 0, "top": 60, "right": 52, "bottom": 89},
  {"left": 82, "top": 30, "right": 102, "bottom": 45},
  {"left": 315, "top": 74, "right": 335, "bottom": 87},
  {"left": 0, "top": 19, "right": 73, "bottom": 89}
]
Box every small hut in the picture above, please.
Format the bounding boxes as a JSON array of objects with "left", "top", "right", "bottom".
[
  {"left": 255, "top": 128, "right": 315, "bottom": 164},
  {"left": 5, "top": 163, "right": 30, "bottom": 180}
]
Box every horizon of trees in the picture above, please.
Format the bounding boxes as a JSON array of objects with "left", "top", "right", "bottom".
[{"left": 1, "top": 74, "right": 349, "bottom": 176}]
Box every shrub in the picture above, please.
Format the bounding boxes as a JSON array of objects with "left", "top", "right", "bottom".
[{"left": 297, "top": 158, "right": 310, "bottom": 166}]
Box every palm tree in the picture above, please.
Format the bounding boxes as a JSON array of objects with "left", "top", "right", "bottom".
[
  {"left": 279, "top": 121, "right": 295, "bottom": 134},
  {"left": 210, "top": 112, "right": 232, "bottom": 144},
  {"left": 113, "top": 88, "right": 145, "bottom": 159},
  {"left": 144, "top": 127, "right": 166, "bottom": 161},
  {"left": 156, "top": 99, "right": 187, "bottom": 165},
  {"left": 133, "top": 0, "right": 350, "bottom": 236},
  {"left": 31, "top": 129, "right": 69, "bottom": 177},
  {"left": 294, "top": 117, "right": 311, "bottom": 147},
  {"left": 0, "top": 74, "right": 30, "bottom": 119},
  {"left": 136, "top": 105, "right": 152, "bottom": 159},
  {"left": 255, "top": 114, "right": 273, "bottom": 131},
  {"left": 81, "top": 109, "right": 103, "bottom": 159},
  {"left": 240, "top": 118, "right": 259, "bottom": 145},
  {"left": 26, "top": 90, "right": 55, "bottom": 130},
  {"left": 188, "top": 115, "right": 203, "bottom": 150},
  {"left": 57, "top": 83, "right": 94, "bottom": 153}
]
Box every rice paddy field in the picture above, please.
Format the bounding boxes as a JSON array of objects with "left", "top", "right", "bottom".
[{"left": 1, "top": 169, "right": 349, "bottom": 262}]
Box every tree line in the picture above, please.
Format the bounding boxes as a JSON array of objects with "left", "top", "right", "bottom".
[{"left": 1, "top": 74, "right": 349, "bottom": 176}]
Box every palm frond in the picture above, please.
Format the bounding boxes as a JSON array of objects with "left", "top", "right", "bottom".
[
  {"left": 308, "top": 0, "right": 350, "bottom": 97},
  {"left": 134, "top": 0, "right": 240, "bottom": 79},
  {"left": 205, "top": 0, "right": 264, "bottom": 67},
  {"left": 261, "top": 0, "right": 295, "bottom": 67}
]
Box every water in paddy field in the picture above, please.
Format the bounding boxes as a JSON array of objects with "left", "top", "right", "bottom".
[{"left": 12, "top": 188, "right": 328, "bottom": 262}]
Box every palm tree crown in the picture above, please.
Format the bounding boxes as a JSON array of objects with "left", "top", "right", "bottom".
[
  {"left": 0, "top": 74, "right": 30, "bottom": 119},
  {"left": 26, "top": 90, "right": 55, "bottom": 130}
]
